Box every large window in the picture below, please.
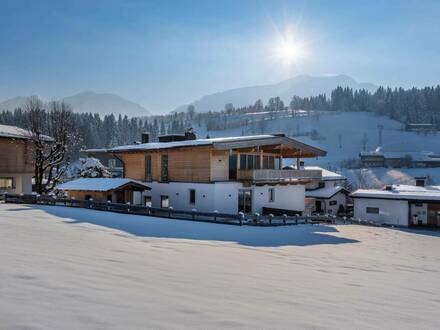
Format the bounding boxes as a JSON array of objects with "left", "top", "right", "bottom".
[
  {"left": 161, "top": 154, "right": 169, "bottom": 182},
  {"left": 145, "top": 155, "right": 152, "bottom": 181},
  {"left": 160, "top": 195, "right": 169, "bottom": 208},
  {"left": 189, "top": 189, "right": 196, "bottom": 204},
  {"left": 366, "top": 207, "right": 379, "bottom": 214},
  {"left": 239, "top": 154, "right": 262, "bottom": 170},
  {"left": 0, "top": 177, "right": 14, "bottom": 189}
]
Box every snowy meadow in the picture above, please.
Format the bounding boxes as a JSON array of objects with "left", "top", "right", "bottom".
[{"left": 1, "top": 203, "right": 440, "bottom": 329}]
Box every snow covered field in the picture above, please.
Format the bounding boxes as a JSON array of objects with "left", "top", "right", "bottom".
[{"left": 1, "top": 203, "right": 440, "bottom": 329}]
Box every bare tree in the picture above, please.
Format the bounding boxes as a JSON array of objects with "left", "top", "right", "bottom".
[{"left": 25, "top": 97, "right": 79, "bottom": 193}]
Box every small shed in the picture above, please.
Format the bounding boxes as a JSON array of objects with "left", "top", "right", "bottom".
[{"left": 56, "top": 178, "right": 151, "bottom": 204}]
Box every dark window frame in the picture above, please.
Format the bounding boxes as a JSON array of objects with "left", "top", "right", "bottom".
[
  {"left": 160, "top": 195, "right": 169, "bottom": 208},
  {"left": 145, "top": 154, "right": 152, "bottom": 181},
  {"left": 189, "top": 189, "right": 196, "bottom": 204},
  {"left": 366, "top": 207, "right": 379, "bottom": 214}
]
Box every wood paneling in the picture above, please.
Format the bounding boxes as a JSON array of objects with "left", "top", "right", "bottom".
[
  {"left": 0, "top": 138, "right": 34, "bottom": 174},
  {"left": 210, "top": 150, "right": 229, "bottom": 181}
]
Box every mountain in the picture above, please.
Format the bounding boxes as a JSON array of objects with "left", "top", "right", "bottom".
[
  {"left": 0, "top": 96, "right": 30, "bottom": 111},
  {"left": 62, "top": 91, "right": 149, "bottom": 117},
  {"left": 175, "top": 74, "right": 377, "bottom": 113},
  {"left": 0, "top": 92, "right": 149, "bottom": 117}
]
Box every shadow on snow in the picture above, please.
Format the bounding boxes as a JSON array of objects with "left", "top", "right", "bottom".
[{"left": 35, "top": 205, "right": 359, "bottom": 247}]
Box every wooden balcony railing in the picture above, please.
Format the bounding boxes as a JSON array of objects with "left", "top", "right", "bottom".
[{"left": 237, "top": 169, "right": 322, "bottom": 182}]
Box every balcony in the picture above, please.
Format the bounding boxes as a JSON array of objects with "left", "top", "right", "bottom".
[{"left": 237, "top": 169, "right": 322, "bottom": 182}]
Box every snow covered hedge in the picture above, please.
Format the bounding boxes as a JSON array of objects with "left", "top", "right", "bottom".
[{"left": 65, "top": 157, "right": 111, "bottom": 179}]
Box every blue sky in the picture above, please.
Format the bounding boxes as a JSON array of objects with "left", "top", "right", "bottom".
[{"left": 1, "top": 0, "right": 440, "bottom": 113}]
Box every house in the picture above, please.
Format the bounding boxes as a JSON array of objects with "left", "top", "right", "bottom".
[
  {"left": 0, "top": 124, "right": 35, "bottom": 194},
  {"left": 360, "top": 150, "right": 440, "bottom": 168},
  {"left": 56, "top": 178, "right": 151, "bottom": 203},
  {"left": 351, "top": 180, "right": 440, "bottom": 227},
  {"left": 103, "top": 133, "right": 326, "bottom": 214},
  {"left": 304, "top": 166, "right": 349, "bottom": 214}
]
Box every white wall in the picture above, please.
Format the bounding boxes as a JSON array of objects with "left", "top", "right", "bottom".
[
  {"left": 409, "top": 203, "right": 428, "bottom": 225},
  {"left": 0, "top": 173, "right": 32, "bottom": 194},
  {"left": 353, "top": 198, "right": 409, "bottom": 226},
  {"left": 139, "top": 181, "right": 306, "bottom": 214},
  {"left": 323, "top": 192, "right": 347, "bottom": 214},
  {"left": 252, "top": 184, "right": 305, "bottom": 214}
]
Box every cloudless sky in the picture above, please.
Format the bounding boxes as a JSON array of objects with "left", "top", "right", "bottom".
[{"left": 1, "top": 0, "right": 440, "bottom": 113}]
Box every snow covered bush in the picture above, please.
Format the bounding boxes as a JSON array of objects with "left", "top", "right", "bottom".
[{"left": 65, "top": 157, "right": 111, "bottom": 179}]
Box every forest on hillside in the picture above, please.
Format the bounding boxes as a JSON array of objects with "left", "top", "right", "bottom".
[{"left": 1, "top": 85, "right": 440, "bottom": 155}]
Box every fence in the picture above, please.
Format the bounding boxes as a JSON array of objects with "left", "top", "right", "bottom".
[{"left": 1, "top": 193, "right": 378, "bottom": 227}]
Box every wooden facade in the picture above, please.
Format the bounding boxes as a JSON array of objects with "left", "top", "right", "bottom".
[
  {"left": 116, "top": 137, "right": 325, "bottom": 184},
  {"left": 0, "top": 137, "right": 34, "bottom": 174}
]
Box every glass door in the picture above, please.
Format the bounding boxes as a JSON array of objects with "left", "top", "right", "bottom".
[{"left": 238, "top": 189, "right": 252, "bottom": 213}]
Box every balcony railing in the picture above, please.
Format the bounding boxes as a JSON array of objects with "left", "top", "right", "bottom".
[{"left": 237, "top": 169, "right": 322, "bottom": 182}]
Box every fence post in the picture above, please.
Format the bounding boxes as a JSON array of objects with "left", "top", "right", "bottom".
[
  {"left": 191, "top": 208, "right": 197, "bottom": 220},
  {"left": 168, "top": 206, "right": 173, "bottom": 218},
  {"left": 238, "top": 212, "right": 244, "bottom": 226},
  {"left": 213, "top": 210, "right": 218, "bottom": 222},
  {"left": 269, "top": 213, "right": 274, "bottom": 225},
  {"left": 295, "top": 215, "right": 298, "bottom": 225},
  {"left": 254, "top": 212, "right": 260, "bottom": 224},
  {"left": 89, "top": 198, "right": 93, "bottom": 209},
  {"left": 126, "top": 202, "right": 130, "bottom": 213},
  {"left": 107, "top": 200, "right": 111, "bottom": 211},
  {"left": 282, "top": 214, "right": 287, "bottom": 225},
  {"left": 3, "top": 192, "right": 7, "bottom": 203}
]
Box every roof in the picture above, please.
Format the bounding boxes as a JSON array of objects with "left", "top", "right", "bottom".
[
  {"left": 0, "top": 124, "right": 32, "bottom": 139},
  {"left": 304, "top": 166, "right": 345, "bottom": 180},
  {"left": 306, "top": 186, "right": 349, "bottom": 199},
  {"left": 0, "top": 124, "right": 53, "bottom": 141},
  {"left": 107, "top": 134, "right": 327, "bottom": 157},
  {"left": 56, "top": 178, "right": 151, "bottom": 192},
  {"left": 351, "top": 184, "right": 440, "bottom": 201}
]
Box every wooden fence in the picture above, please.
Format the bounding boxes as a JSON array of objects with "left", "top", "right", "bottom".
[{"left": 1, "top": 193, "right": 378, "bottom": 227}]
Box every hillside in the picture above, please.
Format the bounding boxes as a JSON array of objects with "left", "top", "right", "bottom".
[
  {"left": 0, "top": 92, "right": 149, "bottom": 117},
  {"left": 175, "top": 74, "right": 377, "bottom": 113}
]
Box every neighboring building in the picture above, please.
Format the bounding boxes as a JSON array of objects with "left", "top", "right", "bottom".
[
  {"left": 0, "top": 124, "right": 35, "bottom": 194},
  {"left": 405, "top": 123, "right": 436, "bottom": 132},
  {"left": 351, "top": 181, "right": 440, "bottom": 227},
  {"left": 305, "top": 166, "right": 349, "bottom": 214},
  {"left": 104, "top": 133, "right": 326, "bottom": 214},
  {"left": 360, "top": 150, "right": 440, "bottom": 168},
  {"left": 56, "top": 178, "right": 151, "bottom": 203},
  {"left": 80, "top": 149, "right": 123, "bottom": 177}
]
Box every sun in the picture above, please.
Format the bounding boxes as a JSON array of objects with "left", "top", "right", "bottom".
[{"left": 272, "top": 30, "right": 308, "bottom": 66}]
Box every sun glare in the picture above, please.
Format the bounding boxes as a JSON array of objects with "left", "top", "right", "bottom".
[{"left": 272, "top": 30, "right": 307, "bottom": 66}]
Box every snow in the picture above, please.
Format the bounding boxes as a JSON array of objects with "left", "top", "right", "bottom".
[
  {"left": 306, "top": 186, "right": 347, "bottom": 199},
  {"left": 64, "top": 157, "right": 111, "bottom": 179},
  {"left": 109, "top": 134, "right": 279, "bottom": 152},
  {"left": 56, "top": 178, "right": 150, "bottom": 191},
  {"left": 352, "top": 184, "right": 440, "bottom": 201},
  {"left": 305, "top": 166, "right": 345, "bottom": 180},
  {"left": 0, "top": 123, "right": 31, "bottom": 139},
  {"left": 1, "top": 203, "right": 440, "bottom": 329}
]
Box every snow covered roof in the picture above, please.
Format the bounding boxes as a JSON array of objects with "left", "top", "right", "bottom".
[
  {"left": 56, "top": 178, "right": 151, "bottom": 192},
  {"left": 0, "top": 124, "right": 53, "bottom": 141},
  {"left": 107, "top": 134, "right": 327, "bottom": 156},
  {"left": 306, "top": 186, "right": 349, "bottom": 199},
  {"left": 351, "top": 184, "right": 440, "bottom": 201},
  {"left": 360, "top": 150, "right": 440, "bottom": 162},
  {"left": 0, "top": 124, "right": 32, "bottom": 139},
  {"left": 305, "top": 166, "right": 345, "bottom": 180}
]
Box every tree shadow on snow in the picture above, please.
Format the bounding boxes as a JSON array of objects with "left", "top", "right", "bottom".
[{"left": 38, "top": 206, "right": 359, "bottom": 247}]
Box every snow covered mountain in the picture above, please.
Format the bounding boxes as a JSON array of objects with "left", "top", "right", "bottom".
[
  {"left": 175, "top": 74, "right": 377, "bottom": 113},
  {"left": 0, "top": 92, "right": 149, "bottom": 117}
]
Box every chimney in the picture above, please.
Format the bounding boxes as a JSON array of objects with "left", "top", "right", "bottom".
[
  {"left": 385, "top": 185, "right": 393, "bottom": 191},
  {"left": 415, "top": 176, "right": 427, "bottom": 187},
  {"left": 141, "top": 132, "right": 150, "bottom": 144},
  {"left": 184, "top": 128, "right": 196, "bottom": 140}
]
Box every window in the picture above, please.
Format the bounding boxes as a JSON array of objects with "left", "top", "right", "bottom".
[
  {"left": 415, "top": 203, "right": 423, "bottom": 207},
  {"left": 108, "top": 159, "right": 116, "bottom": 168},
  {"left": 0, "top": 177, "right": 14, "bottom": 189},
  {"left": 144, "top": 196, "right": 152, "bottom": 207},
  {"left": 145, "top": 155, "right": 152, "bottom": 181},
  {"left": 366, "top": 207, "right": 379, "bottom": 214},
  {"left": 268, "top": 188, "right": 275, "bottom": 202},
  {"left": 329, "top": 200, "right": 337, "bottom": 206},
  {"left": 161, "top": 154, "right": 169, "bottom": 182},
  {"left": 240, "top": 154, "right": 247, "bottom": 170},
  {"left": 160, "top": 195, "right": 169, "bottom": 208},
  {"left": 189, "top": 189, "right": 196, "bottom": 204}
]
